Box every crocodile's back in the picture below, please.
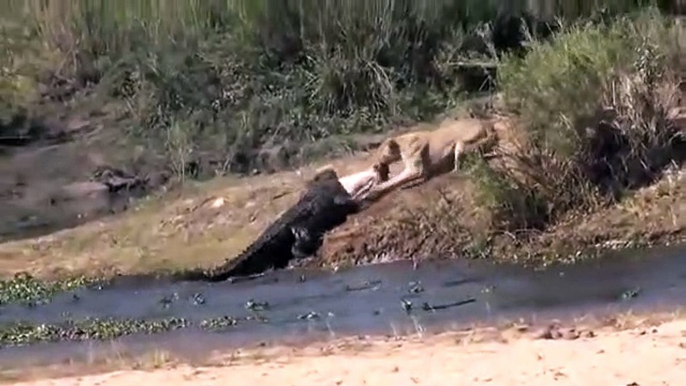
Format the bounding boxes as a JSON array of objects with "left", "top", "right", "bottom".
[{"left": 199, "top": 175, "right": 357, "bottom": 281}]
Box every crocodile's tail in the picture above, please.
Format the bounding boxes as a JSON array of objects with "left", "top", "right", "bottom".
[
  {"left": 168, "top": 267, "right": 214, "bottom": 282},
  {"left": 169, "top": 267, "right": 237, "bottom": 282},
  {"left": 168, "top": 260, "right": 243, "bottom": 282}
]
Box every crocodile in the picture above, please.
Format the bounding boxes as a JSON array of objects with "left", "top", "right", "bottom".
[{"left": 180, "top": 168, "right": 360, "bottom": 282}]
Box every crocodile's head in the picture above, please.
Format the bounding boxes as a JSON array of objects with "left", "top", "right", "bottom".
[{"left": 312, "top": 165, "right": 339, "bottom": 183}]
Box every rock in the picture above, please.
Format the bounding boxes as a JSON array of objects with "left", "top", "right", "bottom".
[{"left": 50, "top": 181, "right": 113, "bottom": 219}]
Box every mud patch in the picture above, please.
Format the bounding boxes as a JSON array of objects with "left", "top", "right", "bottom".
[{"left": 0, "top": 135, "right": 166, "bottom": 244}]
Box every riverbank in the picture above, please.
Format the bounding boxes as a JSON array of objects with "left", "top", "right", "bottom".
[
  {"left": 0, "top": 8, "right": 685, "bottom": 282},
  {"left": 4, "top": 309, "right": 685, "bottom": 385},
  {"left": 0, "top": 145, "right": 684, "bottom": 282}
]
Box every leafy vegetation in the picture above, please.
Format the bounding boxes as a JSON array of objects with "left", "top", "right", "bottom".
[
  {"left": 318, "top": 5, "right": 685, "bottom": 269},
  {"left": 0, "top": 273, "right": 105, "bottom": 306},
  {"left": 0, "top": 317, "right": 188, "bottom": 347},
  {"left": 0, "top": 0, "right": 669, "bottom": 178},
  {"left": 475, "top": 8, "right": 684, "bottom": 235},
  {"left": 0, "top": 1, "right": 683, "bottom": 275}
]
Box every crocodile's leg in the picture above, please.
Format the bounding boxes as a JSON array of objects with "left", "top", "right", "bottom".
[{"left": 291, "top": 225, "right": 316, "bottom": 259}]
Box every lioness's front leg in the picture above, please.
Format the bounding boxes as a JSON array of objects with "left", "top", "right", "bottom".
[
  {"left": 351, "top": 177, "right": 376, "bottom": 201},
  {"left": 370, "top": 158, "right": 426, "bottom": 198}
]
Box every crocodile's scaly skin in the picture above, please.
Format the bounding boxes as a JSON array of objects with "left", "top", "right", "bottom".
[{"left": 186, "top": 171, "right": 358, "bottom": 282}]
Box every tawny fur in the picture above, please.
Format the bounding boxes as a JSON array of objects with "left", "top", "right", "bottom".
[{"left": 369, "top": 117, "right": 507, "bottom": 198}]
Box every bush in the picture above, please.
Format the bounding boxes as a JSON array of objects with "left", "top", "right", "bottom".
[{"left": 485, "top": 8, "right": 683, "bottom": 232}]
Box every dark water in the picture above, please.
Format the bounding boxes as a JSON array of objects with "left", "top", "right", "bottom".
[{"left": 0, "top": 244, "right": 685, "bottom": 368}]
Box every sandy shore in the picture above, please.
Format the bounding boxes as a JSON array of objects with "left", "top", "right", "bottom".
[{"left": 14, "top": 318, "right": 686, "bottom": 386}]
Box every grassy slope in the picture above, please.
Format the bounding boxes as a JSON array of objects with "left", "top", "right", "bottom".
[{"left": 0, "top": 0, "right": 517, "bottom": 242}]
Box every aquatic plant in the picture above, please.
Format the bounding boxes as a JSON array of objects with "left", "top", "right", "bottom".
[
  {"left": 200, "top": 316, "right": 239, "bottom": 331},
  {"left": 0, "top": 317, "right": 188, "bottom": 347},
  {"left": 0, "top": 310, "right": 309, "bottom": 347},
  {"left": 0, "top": 273, "right": 106, "bottom": 306}
]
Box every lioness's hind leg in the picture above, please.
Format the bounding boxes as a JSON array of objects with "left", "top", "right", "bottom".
[{"left": 453, "top": 141, "right": 465, "bottom": 172}]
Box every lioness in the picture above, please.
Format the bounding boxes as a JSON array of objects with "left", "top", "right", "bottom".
[{"left": 368, "top": 117, "right": 506, "bottom": 198}]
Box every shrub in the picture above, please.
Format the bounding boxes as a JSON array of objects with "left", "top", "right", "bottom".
[{"left": 486, "top": 8, "right": 683, "bottom": 232}]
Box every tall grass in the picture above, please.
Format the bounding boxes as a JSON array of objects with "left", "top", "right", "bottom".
[{"left": 0, "top": 0, "right": 675, "bottom": 176}]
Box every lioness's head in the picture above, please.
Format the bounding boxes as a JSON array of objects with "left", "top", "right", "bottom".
[{"left": 376, "top": 138, "right": 401, "bottom": 166}]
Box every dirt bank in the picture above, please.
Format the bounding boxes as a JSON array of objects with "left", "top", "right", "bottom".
[
  {"left": 0, "top": 138, "right": 685, "bottom": 281},
  {"left": 320, "top": 162, "right": 686, "bottom": 270},
  {"left": 8, "top": 314, "right": 686, "bottom": 386}
]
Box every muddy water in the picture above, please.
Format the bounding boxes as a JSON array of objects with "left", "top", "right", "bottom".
[{"left": 0, "top": 244, "right": 685, "bottom": 368}]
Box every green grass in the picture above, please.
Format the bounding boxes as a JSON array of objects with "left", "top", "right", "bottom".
[{"left": 0, "top": 0, "right": 670, "bottom": 178}]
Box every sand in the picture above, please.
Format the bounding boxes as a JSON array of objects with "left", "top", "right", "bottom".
[{"left": 14, "top": 318, "right": 686, "bottom": 386}]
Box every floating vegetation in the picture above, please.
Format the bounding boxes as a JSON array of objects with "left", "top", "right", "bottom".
[
  {"left": 0, "top": 312, "right": 290, "bottom": 347},
  {"left": 190, "top": 292, "right": 206, "bottom": 306},
  {"left": 401, "top": 297, "right": 478, "bottom": 314},
  {"left": 245, "top": 299, "right": 270, "bottom": 311},
  {"left": 297, "top": 311, "right": 320, "bottom": 320},
  {"left": 158, "top": 293, "right": 180, "bottom": 309},
  {"left": 200, "top": 316, "right": 238, "bottom": 331},
  {"left": 620, "top": 287, "right": 642, "bottom": 300},
  {"left": 0, "top": 317, "right": 188, "bottom": 348},
  {"left": 0, "top": 273, "right": 107, "bottom": 307},
  {"left": 408, "top": 281, "right": 425, "bottom": 294}
]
